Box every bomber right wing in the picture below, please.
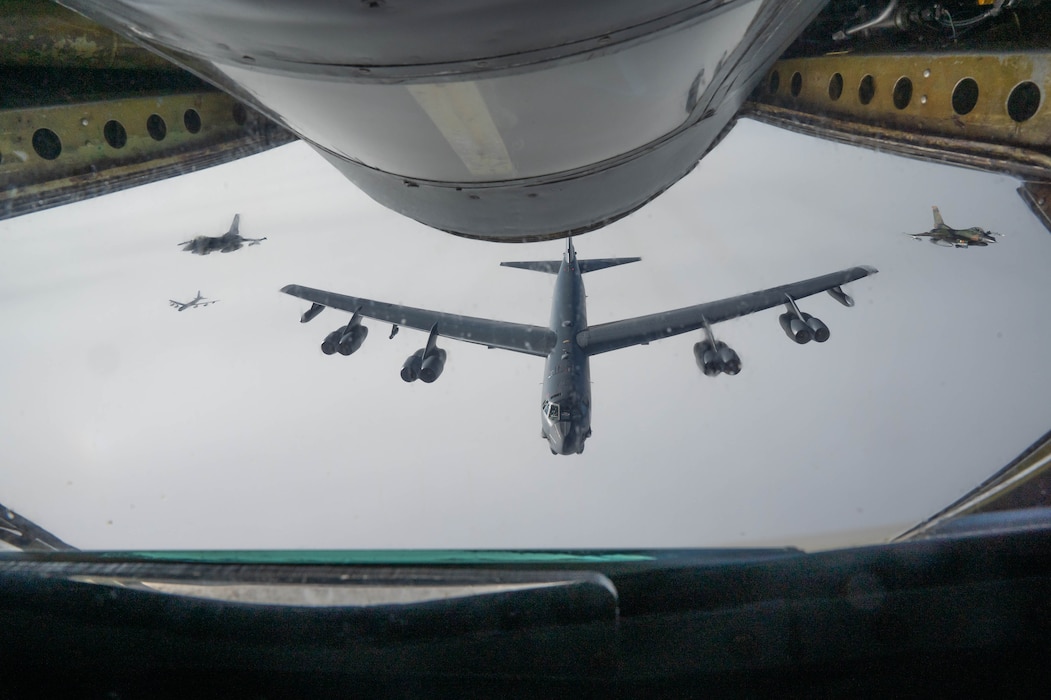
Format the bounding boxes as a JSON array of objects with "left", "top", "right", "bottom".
[
  {"left": 281, "top": 285, "right": 556, "bottom": 357},
  {"left": 577, "top": 266, "right": 877, "bottom": 356}
]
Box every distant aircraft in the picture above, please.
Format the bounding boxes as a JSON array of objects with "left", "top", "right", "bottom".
[
  {"left": 907, "top": 207, "right": 1002, "bottom": 247},
  {"left": 283, "top": 242, "right": 876, "bottom": 456},
  {"left": 178, "top": 215, "right": 266, "bottom": 254},
  {"left": 169, "top": 291, "right": 218, "bottom": 311}
]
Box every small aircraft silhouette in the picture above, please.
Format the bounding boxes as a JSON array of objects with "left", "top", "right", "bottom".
[
  {"left": 906, "top": 207, "right": 1002, "bottom": 248},
  {"left": 178, "top": 215, "right": 266, "bottom": 255},
  {"left": 169, "top": 291, "right": 218, "bottom": 311}
]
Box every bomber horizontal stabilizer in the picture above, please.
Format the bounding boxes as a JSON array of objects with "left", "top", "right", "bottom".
[
  {"left": 500, "top": 260, "right": 561, "bottom": 274},
  {"left": 501, "top": 257, "right": 641, "bottom": 274},
  {"left": 577, "top": 257, "right": 641, "bottom": 273}
]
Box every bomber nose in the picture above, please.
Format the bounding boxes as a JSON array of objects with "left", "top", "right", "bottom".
[
  {"left": 554, "top": 421, "right": 581, "bottom": 455},
  {"left": 547, "top": 422, "right": 572, "bottom": 455}
]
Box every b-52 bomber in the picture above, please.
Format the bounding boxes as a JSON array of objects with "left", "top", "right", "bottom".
[
  {"left": 907, "top": 206, "right": 1002, "bottom": 248},
  {"left": 178, "top": 215, "right": 266, "bottom": 255},
  {"left": 169, "top": 291, "right": 218, "bottom": 311},
  {"left": 282, "top": 242, "right": 876, "bottom": 456}
]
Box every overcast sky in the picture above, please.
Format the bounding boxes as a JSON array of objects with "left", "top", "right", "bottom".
[{"left": 2, "top": 118, "right": 1049, "bottom": 551}]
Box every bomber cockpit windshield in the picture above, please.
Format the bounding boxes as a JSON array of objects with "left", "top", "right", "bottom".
[{"left": 543, "top": 401, "right": 561, "bottom": 422}]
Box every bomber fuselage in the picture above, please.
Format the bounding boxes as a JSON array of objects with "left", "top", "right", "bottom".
[{"left": 541, "top": 253, "right": 591, "bottom": 455}]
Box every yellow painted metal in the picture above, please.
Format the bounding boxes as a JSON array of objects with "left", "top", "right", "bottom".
[
  {"left": 1018, "top": 181, "right": 1051, "bottom": 232},
  {"left": 746, "top": 51, "right": 1051, "bottom": 233},
  {"left": 754, "top": 53, "right": 1051, "bottom": 153},
  {"left": 1, "top": 92, "right": 251, "bottom": 184},
  {"left": 0, "top": 1, "right": 295, "bottom": 218},
  {"left": 0, "top": 91, "right": 294, "bottom": 219},
  {"left": 0, "top": 0, "right": 172, "bottom": 70}
]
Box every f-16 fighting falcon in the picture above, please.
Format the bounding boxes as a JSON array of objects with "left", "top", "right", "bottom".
[
  {"left": 178, "top": 215, "right": 266, "bottom": 255},
  {"left": 169, "top": 291, "right": 218, "bottom": 311},
  {"left": 283, "top": 241, "right": 876, "bottom": 455},
  {"left": 907, "top": 206, "right": 1002, "bottom": 247}
]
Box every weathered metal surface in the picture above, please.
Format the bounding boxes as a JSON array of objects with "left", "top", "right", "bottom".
[
  {"left": 0, "top": 0, "right": 171, "bottom": 70},
  {"left": 1017, "top": 180, "right": 1051, "bottom": 233},
  {"left": 1, "top": 91, "right": 295, "bottom": 219},
  {"left": 744, "top": 51, "right": 1051, "bottom": 230},
  {"left": 0, "top": 0, "right": 297, "bottom": 218},
  {"left": 0, "top": 500, "right": 75, "bottom": 551},
  {"left": 896, "top": 428, "right": 1051, "bottom": 540},
  {"left": 746, "top": 52, "right": 1051, "bottom": 166}
]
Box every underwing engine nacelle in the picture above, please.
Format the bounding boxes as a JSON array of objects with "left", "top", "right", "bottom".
[
  {"left": 419, "top": 349, "right": 447, "bottom": 383},
  {"left": 693, "top": 341, "right": 721, "bottom": 376},
  {"left": 320, "top": 311, "right": 367, "bottom": 355},
  {"left": 694, "top": 318, "right": 741, "bottom": 377},
  {"left": 779, "top": 295, "right": 829, "bottom": 344},
  {"left": 321, "top": 329, "right": 343, "bottom": 355},
  {"left": 717, "top": 342, "right": 742, "bottom": 375},
  {"left": 401, "top": 323, "right": 447, "bottom": 383},
  {"left": 802, "top": 313, "right": 829, "bottom": 343},
  {"left": 337, "top": 325, "right": 368, "bottom": 355},
  {"left": 401, "top": 349, "right": 425, "bottom": 382},
  {"left": 779, "top": 313, "right": 812, "bottom": 344},
  {"left": 402, "top": 348, "right": 447, "bottom": 383}
]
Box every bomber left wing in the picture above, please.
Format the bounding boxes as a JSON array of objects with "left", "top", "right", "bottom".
[
  {"left": 281, "top": 285, "right": 556, "bottom": 357},
  {"left": 577, "top": 265, "right": 877, "bottom": 355}
]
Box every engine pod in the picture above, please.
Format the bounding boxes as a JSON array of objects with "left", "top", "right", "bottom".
[{"left": 61, "top": 0, "right": 828, "bottom": 241}]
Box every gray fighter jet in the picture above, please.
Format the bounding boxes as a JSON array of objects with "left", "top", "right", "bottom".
[
  {"left": 178, "top": 215, "right": 266, "bottom": 255},
  {"left": 169, "top": 291, "right": 218, "bottom": 311},
  {"left": 907, "top": 206, "right": 1002, "bottom": 248},
  {"left": 283, "top": 242, "right": 876, "bottom": 456}
]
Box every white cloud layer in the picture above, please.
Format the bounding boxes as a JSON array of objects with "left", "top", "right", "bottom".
[{"left": 1, "top": 119, "right": 1048, "bottom": 551}]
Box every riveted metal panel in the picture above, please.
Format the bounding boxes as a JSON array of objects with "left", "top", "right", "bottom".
[
  {"left": 0, "top": 92, "right": 295, "bottom": 219},
  {"left": 752, "top": 53, "right": 1051, "bottom": 152}
]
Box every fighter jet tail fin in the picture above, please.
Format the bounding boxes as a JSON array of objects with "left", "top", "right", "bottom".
[
  {"left": 229, "top": 214, "right": 240, "bottom": 234},
  {"left": 932, "top": 206, "right": 944, "bottom": 228},
  {"left": 500, "top": 257, "right": 640, "bottom": 274}
]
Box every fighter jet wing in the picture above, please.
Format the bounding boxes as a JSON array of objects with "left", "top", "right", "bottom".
[
  {"left": 577, "top": 265, "right": 877, "bottom": 356},
  {"left": 281, "top": 285, "right": 556, "bottom": 357}
]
